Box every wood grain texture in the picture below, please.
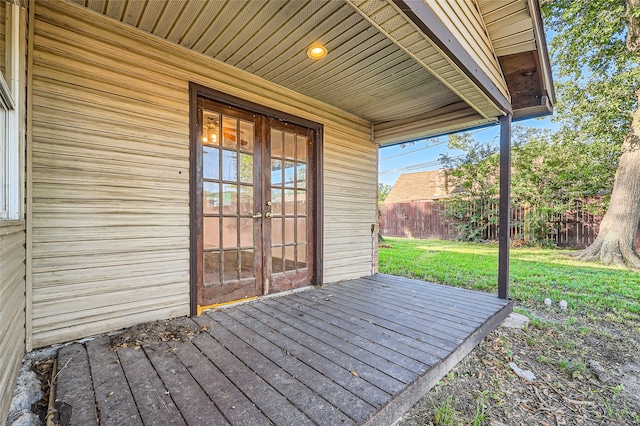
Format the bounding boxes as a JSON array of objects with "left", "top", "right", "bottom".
[
  {"left": 194, "top": 312, "right": 375, "bottom": 423},
  {"left": 30, "top": 0, "right": 377, "bottom": 347},
  {"left": 143, "top": 342, "right": 229, "bottom": 426},
  {"left": 116, "top": 346, "right": 186, "bottom": 426},
  {"left": 85, "top": 337, "right": 143, "bottom": 426},
  {"left": 55, "top": 343, "right": 99, "bottom": 426},
  {"left": 53, "top": 275, "right": 513, "bottom": 425}
]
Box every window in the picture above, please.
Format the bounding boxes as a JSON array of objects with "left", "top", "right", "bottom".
[
  {"left": 0, "top": 2, "right": 20, "bottom": 221},
  {"left": 0, "top": 91, "right": 15, "bottom": 220}
]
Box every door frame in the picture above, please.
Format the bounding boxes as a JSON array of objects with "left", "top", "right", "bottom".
[{"left": 188, "top": 82, "right": 323, "bottom": 316}]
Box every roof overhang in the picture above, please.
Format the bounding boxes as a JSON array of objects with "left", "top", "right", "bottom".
[
  {"left": 63, "top": 0, "right": 553, "bottom": 145},
  {"left": 480, "top": 0, "right": 555, "bottom": 122}
]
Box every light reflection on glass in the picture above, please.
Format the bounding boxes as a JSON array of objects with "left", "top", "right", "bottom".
[
  {"left": 239, "top": 120, "right": 254, "bottom": 151},
  {"left": 203, "top": 112, "right": 220, "bottom": 146},
  {"left": 203, "top": 147, "right": 220, "bottom": 180},
  {"left": 284, "top": 132, "right": 295, "bottom": 159},
  {"left": 271, "top": 129, "right": 283, "bottom": 158},
  {"left": 284, "top": 161, "right": 295, "bottom": 187},
  {"left": 222, "top": 116, "right": 238, "bottom": 149},
  {"left": 222, "top": 150, "right": 238, "bottom": 181},
  {"left": 203, "top": 182, "right": 219, "bottom": 214},
  {"left": 271, "top": 159, "right": 282, "bottom": 185}
]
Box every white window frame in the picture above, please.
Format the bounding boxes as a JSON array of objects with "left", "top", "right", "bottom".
[{"left": 0, "top": 2, "right": 20, "bottom": 221}]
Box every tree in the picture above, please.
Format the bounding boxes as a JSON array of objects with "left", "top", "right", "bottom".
[
  {"left": 440, "top": 133, "right": 500, "bottom": 241},
  {"left": 542, "top": 0, "right": 640, "bottom": 266},
  {"left": 510, "top": 127, "right": 615, "bottom": 243},
  {"left": 378, "top": 183, "right": 392, "bottom": 204},
  {"left": 440, "top": 127, "right": 616, "bottom": 244}
]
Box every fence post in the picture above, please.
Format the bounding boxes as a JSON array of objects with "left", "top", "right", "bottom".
[{"left": 498, "top": 114, "right": 511, "bottom": 300}]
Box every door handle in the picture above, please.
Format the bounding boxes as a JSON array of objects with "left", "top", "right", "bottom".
[
  {"left": 265, "top": 212, "right": 273, "bottom": 219},
  {"left": 252, "top": 212, "right": 262, "bottom": 219}
]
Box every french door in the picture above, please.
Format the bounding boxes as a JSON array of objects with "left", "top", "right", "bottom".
[{"left": 193, "top": 97, "right": 315, "bottom": 309}]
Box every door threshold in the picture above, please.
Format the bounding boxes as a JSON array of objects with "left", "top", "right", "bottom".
[
  {"left": 197, "top": 296, "right": 258, "bottom": 315},
  {"left": 196, "top": 285, "right": 316, "bottom": 315}
]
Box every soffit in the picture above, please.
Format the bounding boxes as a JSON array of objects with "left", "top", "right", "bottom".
[
  {"left": 70, "top": 0, "right": 509, "bottom": 133},
  {"left": 479, "top": 0, "right": 554, "bottom": 118},
  {"left": 479, "top": 0, "right": 535, "bottom": 57}
]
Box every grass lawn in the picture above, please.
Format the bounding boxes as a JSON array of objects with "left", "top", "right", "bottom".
[
  {"left": 378, "top": 237, "right": 640, "bottom": 326},
  {"left": 381, "top": 238, "right": 640, "bottom": 425}
]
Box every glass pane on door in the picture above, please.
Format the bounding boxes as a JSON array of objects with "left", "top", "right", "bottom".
[
  {"left": 202, "top": 108, "right": 256, "bottom": 290},
  {"left": 270, "top": 128, "right": 309, "bottom": 274}
]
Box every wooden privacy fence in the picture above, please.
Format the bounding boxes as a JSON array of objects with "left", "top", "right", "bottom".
[{"left": 379, "top": 200, "right": 640, "bottom": 249}]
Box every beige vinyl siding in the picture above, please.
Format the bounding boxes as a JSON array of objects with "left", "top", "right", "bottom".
[
  {"left": 479, "top": 0, "right": 536, "bottom": 57},
  {"left": 0, "top": 223, "right": 26, "bottom": 425},
  {"left": 0, "top": 1, "right": 5, "bottom": 77},
  {"left": 31, "top": 0, "right": 376, "bottom": 347},
  {"left": 323, "top": 127, "right": 378, "bottom": 283},
  {"left": 1, "top": 1, "right": 27, "bottom": 422},
  {"left": 426, "top": 0, "right": 509, "bottom": 101}
]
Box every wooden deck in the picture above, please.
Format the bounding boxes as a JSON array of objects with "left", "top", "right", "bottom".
[{"left": 53, "top": 274, "right": 512, "bottom": 426}]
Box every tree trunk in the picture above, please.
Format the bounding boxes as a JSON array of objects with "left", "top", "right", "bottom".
[{"left": 576, "top": 92, "right": 640, "bottom": 267}]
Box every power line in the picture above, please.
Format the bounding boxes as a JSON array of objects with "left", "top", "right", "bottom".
[
  {"left": 379, "top": 127, "right": 490, "bottom": 161},
  {"left": 379, "top": 139, "right": 447, "bottom": 161},
  {"left": 379, "top": 154, "right": 464, "bottom": 175}
]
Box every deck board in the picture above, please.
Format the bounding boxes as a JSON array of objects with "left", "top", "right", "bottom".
[
  {"left": 144, "top": 342, "right": 229, "bottom": 425},
  {"left": 55, "top": 343, "right": 99, "bottom": 425},
  {"left": 298, "top": 289, "right": 462, "bottom": 352},
  {"left": 338, "top": 280, "right": 491, "bottom": 327},
  {"left": 116, "top": 346, "right": 186, "bottom": 425},
  {"left": 363, "top": 276, "right": 507, "bottom": 314},
  {"left": 287, "top": 292, "right": 443, "bottom": 366},
  {"left": 85, "top": 337, "right": 142, "bottom": 426},
  {"left": 168, "top": 338, "right": 269, "bottom": 426},
  {"left": 225, "top": 306, "right": 392, "bottom": 407},
  {"left": 205, "top": 319, "right": 355, "bottom": 426},
  {"left": 268, "top": 297, "right": 428, "bottom": 374},
  {"left": 191, "top": 331, "right": 314, "bottom": 426},
  {"left": 200, "top": 311, "right": 375, "bottom": 423},
  {"left": 325, "top": 284, "right": 478, "bottom": 336},
  {"left": 54, "top": 274, "right": 512, "bottom": 425},
  {"left": 249, "top": 302, "right": 411, "bottom": 390}
]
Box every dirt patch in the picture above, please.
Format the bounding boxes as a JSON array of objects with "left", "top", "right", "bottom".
[
  {"left": 109, "top": 319, "right": 204, "bottom": 350},
  {"left": 618, "top": 362, "right": 640, "bottom": 410},
  {"left": 398, "top": 305, "right": 640, "bottom": 425}
]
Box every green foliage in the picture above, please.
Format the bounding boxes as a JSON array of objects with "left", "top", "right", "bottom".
[
  {"left": 559, "top": 360, "right": 588, "bottom": 379},
  {"left": 511, "top": 126, "right": 614, "bottom": 244},
  {"left": 511, "top": 127, "right": 614, "bottom": 205},
  {"left": 544, "top": 0, "right": 631, "bottom": 75},
  {"left": 378, "top": 183, "right": 391, "bottom": 204},
  {"left": 542, "top": 0, "right": 639, "bottom": 167},
  {"left": 472, "top": 400, "right": 489, "bottom": 426},
  {"left": 438, "top": 126, "right": 615, "bottom": 245},
  {"left": 431, "top": 396, "right": 456, "bottom": 426},
  {"left": 439, "top": 133, "right": 500, "bottom": 242}
]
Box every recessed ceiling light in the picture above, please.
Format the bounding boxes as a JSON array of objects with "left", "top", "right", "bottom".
[{"left": 307, "top": 45, "right": 327, "bottom": 59}]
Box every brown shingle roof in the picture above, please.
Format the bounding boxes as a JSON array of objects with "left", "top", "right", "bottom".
[{"left": 385, "top": 170, "right": 454, "bottom": 204}]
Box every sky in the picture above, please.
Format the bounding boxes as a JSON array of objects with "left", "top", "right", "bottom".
[{"left": 378, "top": 115, "right": 560, "bottom": 187}]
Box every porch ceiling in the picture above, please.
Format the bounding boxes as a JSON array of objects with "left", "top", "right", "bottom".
[{"left": 70, "top": 0, "right": 502, "bottom": 143}]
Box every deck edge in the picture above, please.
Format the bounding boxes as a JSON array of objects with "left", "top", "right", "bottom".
[{"left": 363, "top": 299, "right": 514, "bottom": 426}]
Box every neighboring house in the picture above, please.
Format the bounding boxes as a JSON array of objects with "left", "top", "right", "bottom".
[
  {"left": 384, "top": 170, "right": 457, "bottom": 204},
  {"left": 381, "top": 170, "right": 459, "bottom": 240},
  {"left": 0, "top": 0, "right": 554, "bottom": 421}
]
